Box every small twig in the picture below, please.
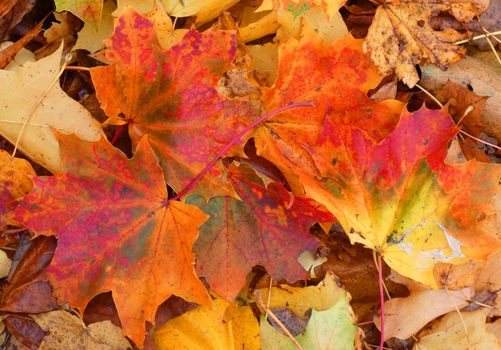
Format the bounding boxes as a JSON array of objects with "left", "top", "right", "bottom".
[
  {"left": 415, "top": 84, "right": 444, "bottom": 108},
  {"left": 65, "top": 66, "right": 91, "bottom": 72},
  {"left": 445, "top": 287, "right": 471, "bottom": 350},
  {"left": 171, "top": 101, "right": 314, "bottom": 200},
  {"left": 480, "top": 26, "right": 501, "bottom": 67},
  {"left": 377, "top": 252, "right": 385, "bottom": 350},
  {"left": 456, "top": 105, "right": 473, "bottom": 127},
  {"left": 265, "top": 277, "right": 273, "bottom": 320},
  {"left": 454, "top": 30, "right": 501, "bottom": 44},
  {"left": 255, "top": 291, "right": 304, "bottom": 350},
  {"left": 460, "top": 130, "right": 501, "bottom": 151}
]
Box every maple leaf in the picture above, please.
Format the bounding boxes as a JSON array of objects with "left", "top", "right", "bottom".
[
  {"left": 15, "top": 134, "right": 211, "bottom": 346},
  {"left": 253, "top": 26, "right": 402, "bottom": 193},
  {"left": 91, "top": 9, "right": 257, "bottom": 198},
  {"left": 187, "top": 164, "right": 335, "bottom": 300},
  {"left": 0, "top": 150, "right": 34, "bottom": 229},
  {"left": 154, "top": 297, "right": 259, "bottom": 349},
  {"left": 299, "top": 106, "right": 501, "bottom": 287},
  {"left": 364, "top": 0, "right": 488, "bottom": 87},
  {"left": 54, "top": 0, "right": 103, "bottom": 29},
  {"left": 0, "top": 44, "right": 102, "bottom": 173}
]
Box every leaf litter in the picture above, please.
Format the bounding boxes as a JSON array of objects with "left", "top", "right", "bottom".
[{"left": 0, "top": 0, "right": 499, "bottom": 349}]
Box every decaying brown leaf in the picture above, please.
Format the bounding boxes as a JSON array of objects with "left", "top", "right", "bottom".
[
  {"left": 365, "top": 0, "right": 488, "bottom": 87},
  {"left": 32, "top": 310, "right": 131, "bottom": 350}
]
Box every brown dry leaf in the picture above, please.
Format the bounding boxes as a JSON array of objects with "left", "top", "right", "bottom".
[
  {"left": 0, "top": 18, "right": 43, "bottom": 69},
  {"left": 364, "top": 0, "right": 488, "bottom": 87},
  {"left": 0, "top": 0, "right": 35, "bottom": 41},
  {"left": 32, "top": 310, "right": 131, "bottom": 350},
  {"left": 413, "top": 308, "right": 501, "bottom": 349},
  {"left": 421, "top": 56, "right": 501, "bottom": 140},
  {"left": 374, "top": 280, "right": 474, "bottom": 340}
]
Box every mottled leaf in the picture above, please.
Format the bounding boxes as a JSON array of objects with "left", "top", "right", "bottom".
[
  {"left": 91, "top": 9, "right": 256, "bottom": 198},
  {"left": 364, "top": 0, "right": 487, "bottom": 87},
  {"left": 300, "top": 106, "right": 501, "bottom": 287},
  {"left": 253, "top": 26, "right": 402, "bottom": 193},
  {"left": 15, "top": 135, "right": 211, "bottom": 346},
  {"left": 0, "top": 150, "right": 34, "bottom": 229},
  {"left": 188, "top": 164, "right": 335, "bottom": 299}
]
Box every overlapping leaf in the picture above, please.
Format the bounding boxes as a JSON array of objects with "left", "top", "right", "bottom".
[
  {"left": 365, "top": 0, "right": 488, "bottom": 87},
  {"left": 55, "top": 0, "right": 103, "bottom": 29},
  {"left": 0, "top": 150, "right": 34, "bottom": 229},
  {"left": 253, "top": 26, "right": 402, "bottom": 193},
  {"left": 300, "top": 106, "right": 501, "bottom": 287},
  {"left": 0, "top": 44, "right": 101, "bottom": 173},
  {"left": 188, "top": 164, "right": 335, "bottom": 300},
  {"left": 154, "top": 297, "right": 259, "bottom": 349},
  {"left": 91, "top": 9, "right": 258, "bottom": 198},
  {"left": 15, "top": 134, "right": 211, "bottom": 346}
]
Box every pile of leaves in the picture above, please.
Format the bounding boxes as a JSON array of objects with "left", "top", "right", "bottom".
[{"left": 0, "top": 0, "right": 500, "bottom": 349}]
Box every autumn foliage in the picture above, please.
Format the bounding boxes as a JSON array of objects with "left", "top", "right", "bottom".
[{"left": 0, "top": 0, "right": 500, "bottom": 349}]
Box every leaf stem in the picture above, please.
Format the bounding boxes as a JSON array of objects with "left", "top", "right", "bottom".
[
  {"left": 377, "top": 252, "right": 385, "bottom": 350},
  {"left": 171, "top": 101, "right": 314, "bottom": 200}
]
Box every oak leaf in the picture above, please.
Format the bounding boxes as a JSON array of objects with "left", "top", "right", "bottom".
[
  {"left": 364, "top": 0, "right": 488, "bottom": 87},
  {"left": 15, "top": 134, "right": 211, "bottom": 346},
  {"left": 91, "top": 9, "right": 256, "bottom": 198},
  {"left": 187, "top": 164, "right": 335, "bottom": 300},
  {"left": 300, "top": 106, "right": 501, "bottom": 287},
  {"left": 0, "top": 44, "right": 102, "bottom": 173}
]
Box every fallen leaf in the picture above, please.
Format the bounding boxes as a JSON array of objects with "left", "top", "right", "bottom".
[
  {"left": 15, "top": 135, "right": 211, "bottom": 346},
  {"left": 55, "top": 0, "right": 103, "bottom": 29},
  {"left": 74, "top": 0, "right": 116, "bottom": 53},
  {"left": 163, "top": 0, "right": 240, "bottom": 24},
  {"left": 154, "top": 297, "right": 259, "bottom": 350},
  {"left": 374, "top": 273, "right": 474, "bottom": 340},
  {"left": 187, "top": 164, "right": 335, "bottom": 300},
  {"left": 364, "top": 0, "right": 487, "bottom": 87},
  {"left": 0, "top": 43, "right": 102, "bottom": 173},
  {"left": 0, "top": 237, "right": 57, "bottom": 314},
  {"left": 0, "top": 0, "right": 35, "bottom": 41},
  {"left": 0, "top": 17, "right": 43, "bottom": 69},
  {"left": 32, "top": 310, "right": 131, "bottom": 350},
  {"left": 0, "top": 150, "right": 35, "bottom": 229},
  {"left": 257, "top": 271, "right": 361, "bottom": 350},
  {"left": 413, "top": 308, "right": 501, "bottom": 350},
  {"left": 273, "top": 0, "right": 348, "bottom": 44},
  {"left": 253, "top": 26, "right": 402, "bottom": 193},
  {"left": 300, "top": 106, "right": 501, "bottom": 287},
  {"left": 421, "top": 56, "right": 501, "bottom": 140},
  {"left": 91, "top": 9, "right": 255, "bottom": 198}
]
